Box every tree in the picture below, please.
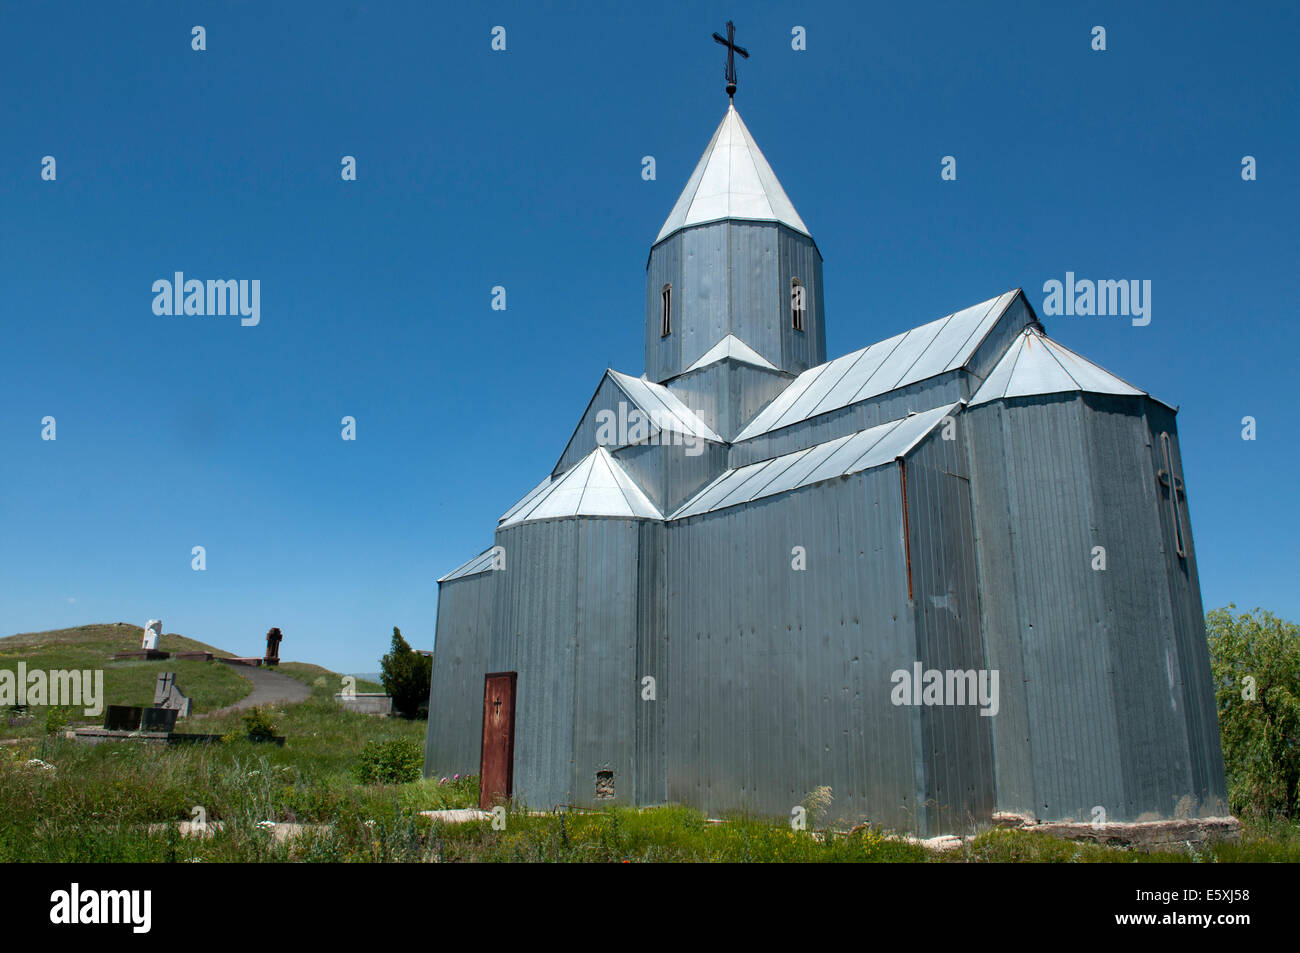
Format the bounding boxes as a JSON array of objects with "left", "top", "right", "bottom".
[
  {"left": 380, "top": 626, "right": 432, "bottom": 719},
  {"left": 1207, "top": 605, "right": 1300, "bottom": 819}
]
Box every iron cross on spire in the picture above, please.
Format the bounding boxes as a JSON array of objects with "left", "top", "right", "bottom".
[{"left": 712, "top": 20, "right": 749, "bottom": 99}]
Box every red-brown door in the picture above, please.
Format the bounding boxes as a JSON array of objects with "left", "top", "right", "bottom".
[{"left": 479, "top": 672, "right": 517, "bottom": 809}]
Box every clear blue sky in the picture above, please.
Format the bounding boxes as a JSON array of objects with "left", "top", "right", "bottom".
[{"left": 2, "top": 1, "right": 1296, "bottom": 672}]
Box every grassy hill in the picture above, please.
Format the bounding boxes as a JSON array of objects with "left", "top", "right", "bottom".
[
  {"left": 1, "top": 623, "right": 255, "bottom": 729},
  {"left": 1, "top": 622, "right": 457, "bottom": 862},
  {"left": 0, "top": 624, "right": 385, "bottom": 735}
]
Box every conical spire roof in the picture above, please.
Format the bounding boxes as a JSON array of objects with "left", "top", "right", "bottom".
[
  {"left": 970, "top": 328, "right": 1146, "bottom": 406},
  {"left": 656, "top": 105, "right": 810, "bottom": 244},
  {"left": 499, "top": 448, "right": 662, "bottom": 527}
]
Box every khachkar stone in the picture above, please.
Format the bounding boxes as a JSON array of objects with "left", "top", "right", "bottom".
[
  {"left": 153, "top": 672, "right": 191, "bottom": 717},
  {"left": 264, "top": 627, "right": 283, "bottom": 666},
  {"left": 141, "top": 620, "right": 163, "bottom": 651}
]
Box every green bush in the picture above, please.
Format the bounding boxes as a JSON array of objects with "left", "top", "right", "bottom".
[
  {"left": 355, "top": 737, "right": 424, "bottom": 784},
  {"left": 1208, "top": 605, "right": 1300, "bottom": 819},
  {"left": 44, "top": 706, "right": 73, "bottom": 734},
  {"left": 379, "top": 627, "right": 432, "bottom": 719},
  {"left": 241, "top": 707, "right": 278, "bottom": 742}
]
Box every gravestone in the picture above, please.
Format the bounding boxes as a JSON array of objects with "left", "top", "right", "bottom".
[
  {"left": 140, "top": 707, "right": 179, "bottom": 732},
  {"left": 141, "top": 620, "right": 163, "bottom": 651},
  {"left": 104, "top": 705, "right": 144, "bottom": 731},
  {"left": 154, "top": 672, "right": 191, "bottom": 717}
]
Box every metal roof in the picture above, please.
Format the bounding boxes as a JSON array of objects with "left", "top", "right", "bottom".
[
  {"left": 683, "top": 334, "right": 780, "bottom": 373},
  {"left": 500, "top": 447, "right": 663, "bottom": 527},
  {"left": 969, "top": 328, "right": 1146, "bottom": 406},
  {"left": 498, "top": 473, "right": 554, "bottom": 524},
  {"left": 437, "top": 547, "right": 497, "bottom": 583},
  {"left": 734, "top": 291, "right": 1017, "bottom": 441},
  {"left": 672, "top": 404, "right": 958, "bottom": 519},
  {"left": 655, "top": 105, "right": 810, "bottom": 244},
  {"left": 607, "top": 370, "right": 724, "bottom": 442}
]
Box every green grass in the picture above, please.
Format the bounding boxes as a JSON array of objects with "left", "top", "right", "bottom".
[
  {"left": 5, "top": 623, "right": 1299, "bottom": 863},
  {"left": 7, "top": 721, "right": 1295, "bottom": 862},
  {"left": 274, "top": 661, "right": 384, "bottom": 695}
]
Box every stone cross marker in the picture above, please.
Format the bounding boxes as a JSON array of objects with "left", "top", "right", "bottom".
[{"left": 154, "top": 672, "right": 191, "bottom": 717}]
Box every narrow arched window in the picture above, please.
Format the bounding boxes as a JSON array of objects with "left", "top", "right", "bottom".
[
  {"left": 791, "top": 278, "right": 806, "bottom": 331},
  {"left": 1158, "top": 432, "right": 1187, "bottom": 558},
  {"left": 661, "top": 284, "right": 672, "bottom": 336}
]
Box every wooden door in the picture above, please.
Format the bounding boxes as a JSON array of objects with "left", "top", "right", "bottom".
[{"left": 478, "top": 672, "right": 517, "bottom": 809}]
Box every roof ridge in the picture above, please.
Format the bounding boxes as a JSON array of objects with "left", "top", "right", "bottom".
[
  {"left": 996, "top": 330, "right": 1033, "bottom": 400},
  {"left": 1039, "top": 334, "right": 1085, "bottom": 390}
]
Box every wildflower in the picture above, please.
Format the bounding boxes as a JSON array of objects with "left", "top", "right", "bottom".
[
  {"left": 440, "top": 777, "right": 448, "bottom": 785},
  {"left": 453, "top": 773, "right": 460, "bottom": 781}
]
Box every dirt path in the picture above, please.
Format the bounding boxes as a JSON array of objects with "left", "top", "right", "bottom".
[{"left": 194, "top": 662, "right": 312, "bottom": 718}]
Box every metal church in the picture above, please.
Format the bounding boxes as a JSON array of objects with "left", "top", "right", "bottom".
[{"left": 424, "top": 67, "right": 1227, "bottom": 835}]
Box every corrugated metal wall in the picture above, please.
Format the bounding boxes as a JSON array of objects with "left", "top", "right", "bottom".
[
  {"left": 646, "top": 222, "right": 825, "bottom": 384},
  {"left": 665, "top": 360, "right": 793, "bottom": 442},
  {"left": 663, "top": 470, "right": 926, "bottom": 832},
  {"left": 679, "top": 224, "right": 731, "bottom": 373},
  {"left": 965, "top": 393, "right": 1223, "bottom": 822},
  {"left": 553, "top": 373, "right": 624, "bottom": 476},
  {"left": 488, "top": 517, "right": 643, "bottom": 810},
  {"left": 725, "top": 221, "right": 781, "bottom": 368},
  {"left": 1143, "top": 401, "right": 1228, "bottom": 814},
  {"left": 777, "top": 225, "right": 826, "bottom": 375},
  {"left": 635, "top": 520, "right": 668, "bottom": 804},
  {"left": 645, "top": 233, "right": 682, "bottom": 383},
  {"left": 424, "top": 570, "right": 496, "bottom": 778},
  {"left": 615, "top": 438, "right": 730, "bottom": 516},
  {"left": 904, "top": 421, "right": 997, "bottom": 833}
]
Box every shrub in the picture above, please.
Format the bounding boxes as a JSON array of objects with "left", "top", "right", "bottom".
[
  {"left": 44, "top": 706, "right": 73, "bottom": 734},
  {"left": 1208, "top": 605, "right": 1300, "bottom": 819},
  {"left": 379, "top": 627, "right": 432, "bottom": 719},
  {"left": 355, "top": 737, "right": 423, "bottom": 784},
  {"left": 241, "top": 707, "right": 278, "bottom": 742}
]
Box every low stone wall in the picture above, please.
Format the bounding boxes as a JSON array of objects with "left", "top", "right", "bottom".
[
  {"left": 334, "top": 693, "right": 392, "bottom": 715},
  {"left": 68, "top": 728, "right": 285, "bottom": 747}
]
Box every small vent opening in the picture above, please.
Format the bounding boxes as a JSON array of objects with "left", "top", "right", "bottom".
[{"left": 595, "top": 770, "right": 615, "bottom": 799}]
